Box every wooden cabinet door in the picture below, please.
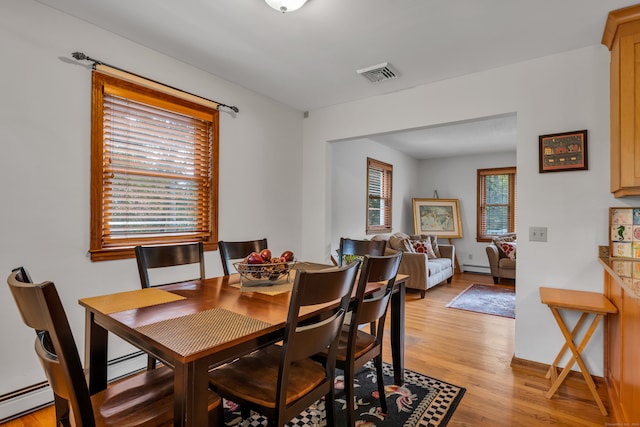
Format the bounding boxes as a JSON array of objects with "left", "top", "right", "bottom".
[
  {"left": 620, "top": 289, "right": 640, "bottom": 423},
  {"left": 605, "top": 274, "right": 623, "bottom": 407},
  {"left": 616, "top": 32, "right": 640, "bottom": 192}
]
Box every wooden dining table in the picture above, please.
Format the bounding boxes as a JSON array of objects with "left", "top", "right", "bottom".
[{"left": 80, "top": 262, "right": 407, "bottom": 427}]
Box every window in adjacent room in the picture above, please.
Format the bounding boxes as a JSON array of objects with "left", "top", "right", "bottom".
[
  {"left": 366, "top": 158, "right": 392, "bottom": 234},
  {"left": 477, "top": 167, "right": 516, "bottom": 242},
  {"left": 90, "top": 68, "right": 219, "bottom": 261}
]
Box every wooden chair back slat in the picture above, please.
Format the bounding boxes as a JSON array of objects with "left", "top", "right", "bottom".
[
  {"left": 337, "top": 237, "right": 387, "bottom": 266},
  {"left": 135, "top": 242, "right": 205, "bottom": 288},
  {"left": 217, "top": 239, "right": 268, "bottom": 275}
]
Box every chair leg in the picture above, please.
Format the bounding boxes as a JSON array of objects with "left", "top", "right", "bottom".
[
  {"left": 344, "top": 364, "right": 357, "bottom": 427},
  {"left": 374, "top": 356, "right": 387, "bottom": 414},
  {"left": 53, "top": 394, "right": 71, "bottom": 427},
  {"left": 208, "top": 402, "right": 224, "bottom": 427},
  {"left": 147, "top": 355, "right": 157, "bottom": 370},
  {"left": 420, "top": 290, "right": 426, "bottom": 299},
  {"left": 325, "top": 385, "right": 337, "bottom": 427},
  {"left": 240, "top": 406, "right": 250, "bottom": 420},
  {"left": 492, "top": 276, "right": 499, "bottom": 284}
]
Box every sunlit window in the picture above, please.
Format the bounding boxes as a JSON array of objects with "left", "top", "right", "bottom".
[
  {"left": 366, "top": 158, "right": 392, "bottom": 234},
  {"left": 90, "top": 71, "right": 219, "bottom": 261},
  {"left": 477, "top": 167, "right": 516, "bottom": 241}
]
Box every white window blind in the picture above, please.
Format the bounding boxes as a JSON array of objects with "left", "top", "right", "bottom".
[
  {"left": 367, "top": 158, "right": 392, "bottom": 233},
  {"left": 477, "top": 167, "right": 516, "bottom": 241}
]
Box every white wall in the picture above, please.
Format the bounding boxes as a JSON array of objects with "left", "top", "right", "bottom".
[
  {"left": 330, "top": 137, "right": 419, "bottom": 252},
  {"left": 418, "top": 151, "right": 517, "bottom": 272},
  {"left": 0, "top": 0, "right": 303, "bottom": 417},
  {"left": 4, "top": 0, "right": 640, "bottom": 419},
  {"left": 303, "top": 45, "right": 640, "bottom": 378}
]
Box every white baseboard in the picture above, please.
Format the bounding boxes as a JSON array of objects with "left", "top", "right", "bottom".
[
  {"left": 461, "top": 264, "right": 491, "bottom": 274},
  {"left": 0, "top": 386, "right": 53, "bottom": 422},
  {"left": 0, "top": 352, "right": 147, "bottom": 422}
]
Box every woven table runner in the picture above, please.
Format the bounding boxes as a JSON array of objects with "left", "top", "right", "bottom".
[
  {"left": 80, "top": 288, "right": 186, "bottom": 314},
  {"left": 134, "top": 308, "right": 272, "bottom": 356}
]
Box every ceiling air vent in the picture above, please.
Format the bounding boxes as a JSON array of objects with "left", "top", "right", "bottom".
[{"left": 356, "top": 62, "right": 399, "bottom": 83}]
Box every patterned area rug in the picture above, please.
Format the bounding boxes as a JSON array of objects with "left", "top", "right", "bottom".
[
  {"left": 223, "top": 362, "right": 465, "bottom": 426},
  {"left": 446, "top": 284, "right": 515, "bottom": 318}
]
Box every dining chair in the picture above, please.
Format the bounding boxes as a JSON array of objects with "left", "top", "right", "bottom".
[
  {"left": 208, "top": 261, "right": 360, "bottom": 426},
  {"left": 6, "top": 267, "right": 222, "bottom": 427},
  {"left": 336, "top": 237, "right": 387, "bottom": 266},
  {"left": 135, "top": 242, "right": 205, "bottom": 288},
  {"left": 217, "top": 238, "right": 268, "bottom": 275},
  {"left": 315, "top": 251, "right": 403, "bottom": 427}
]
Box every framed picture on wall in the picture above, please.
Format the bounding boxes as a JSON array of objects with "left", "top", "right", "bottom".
[
  {"left": 538, "top": 129, "right": 588, "bottom": 173},
  {"left": 412, "top": 198, "right": 463, "bottom": 238}
]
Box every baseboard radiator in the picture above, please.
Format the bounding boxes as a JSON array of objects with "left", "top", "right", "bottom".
[
  {"left": 461, "top": 263, "right": 491, "bottom": 274},
  {"left": 0, "top": 351, "right": 147, "bottom": 423}
]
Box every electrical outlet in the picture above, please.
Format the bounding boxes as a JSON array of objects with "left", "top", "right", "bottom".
[
  {"left": 529, "top": 226, "right": 548, "bottom": 242},
  {"left": 468, "top": 254, "right": 473, "bottom": 260}
]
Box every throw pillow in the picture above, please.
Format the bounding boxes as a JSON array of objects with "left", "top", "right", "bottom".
[
  {"left": 498, "top": 241, "right": 517, "bottom": 260},
  {"left": 493, "top": 234, "right": 517, "bottom": 259},
  {"left": 411, "top": 239, "right": 437, "bottom": 259},
  {"left": 388, "top": 233, "right": 414, "bottom": 252},
  {"left": 413, "top": 234, "right": 441, "bottom": 258},
  {"left": 428, "top": 234, "right": 441, "bottom": 258}
]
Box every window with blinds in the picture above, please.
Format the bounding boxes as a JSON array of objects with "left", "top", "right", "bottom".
[
  {"left": 366, "top": 158, "right": 393, "bottom": 234},
  {"left": 90, "top": 71, "right": 219, "bottom": 261},
  {"left": 477, "top": 167, "right": 516, "bottom": 242}
]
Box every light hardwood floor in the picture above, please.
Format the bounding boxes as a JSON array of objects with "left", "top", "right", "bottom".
[{"left": 2, "top": 272, "right": 615, "bottom": 426}]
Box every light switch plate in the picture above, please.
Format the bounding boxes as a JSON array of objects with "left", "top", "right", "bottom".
[{"left": 529, "top": 226, "right": 547, "bottom": 242}]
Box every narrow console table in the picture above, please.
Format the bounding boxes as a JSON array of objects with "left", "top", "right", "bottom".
[{"left": 539, "top": 287, "right": 617, "bottom": 416}]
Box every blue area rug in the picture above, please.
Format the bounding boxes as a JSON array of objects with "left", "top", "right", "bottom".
[
  {"left": 446, "top": 284, "right": 515, "bottom": 318},
  {"left": 223, "top": 361, "right": 465, "bottom": 426}
]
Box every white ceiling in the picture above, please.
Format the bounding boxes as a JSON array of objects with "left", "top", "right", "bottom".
[
  {"left": 35, "top": 0, "right": 636, "bottom": 159},
  {"left": 355, "top": 113, "right": 518, "bottom": 160}
]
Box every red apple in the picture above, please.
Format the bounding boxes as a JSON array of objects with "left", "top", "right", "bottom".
[
  {"left": 280, "top": 250, "right": 294, "bottom": 262},
  {"left": 246, "top": 252, "right": 264, "bottom": 264},
  {"left": 259, "top": 248, "right": 272, "bottom": 262}
]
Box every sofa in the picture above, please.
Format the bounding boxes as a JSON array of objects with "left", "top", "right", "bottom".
[
  {"left": 371, "top": 232, "right": 455, "bottom": 298},
  {"left": 485, "top": 233, "right": 516, "bottom": 284}
]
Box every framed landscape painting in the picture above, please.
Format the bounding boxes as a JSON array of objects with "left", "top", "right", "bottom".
[{"left": 412, "top": 198, "right": 463, "bottom": 238}]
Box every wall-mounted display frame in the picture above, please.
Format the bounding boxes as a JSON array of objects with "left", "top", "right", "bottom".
[{"left": 539, "top": 129, "right": 588, "bottom": 173}]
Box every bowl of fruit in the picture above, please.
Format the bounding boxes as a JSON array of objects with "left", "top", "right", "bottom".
[{"left": 234, "top": 249, "right": 296, "bottom": 285}]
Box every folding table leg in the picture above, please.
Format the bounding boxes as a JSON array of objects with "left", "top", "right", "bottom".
[
  {"left": 545, "top": 307, "right": 608, "bottom": 416},
  {"left": 545, "top": 312, "right": 589, "bottom": 382}
]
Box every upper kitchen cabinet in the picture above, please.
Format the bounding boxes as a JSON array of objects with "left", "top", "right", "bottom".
[{"left": 603, "top": 4, "right": 640, "bottom": 197}]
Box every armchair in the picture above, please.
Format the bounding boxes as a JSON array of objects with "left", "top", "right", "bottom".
[{"left": 486, "top": 233, "right": 516, "bottom": 284}]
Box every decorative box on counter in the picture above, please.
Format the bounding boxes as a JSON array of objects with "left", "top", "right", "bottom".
[{"left": 610, "top": 207, "right": 640, "bottom": 258}]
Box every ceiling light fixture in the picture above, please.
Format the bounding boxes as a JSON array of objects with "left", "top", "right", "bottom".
[{"left": 265, "top": 0, "right": 308, "bottom": 13}]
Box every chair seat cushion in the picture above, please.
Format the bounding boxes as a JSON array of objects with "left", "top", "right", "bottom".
[
  {"left": 498, "top": 258, "right": 516, "bottom": 269},
  {"left": 208, "top": 345, "right": 326, "bottom": 409},
  {"left": 93, "top": 365, "right": 220, "bottom": 426},
  {"left": 428, "top": 258, "right": 452, "bottom": 276}
]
